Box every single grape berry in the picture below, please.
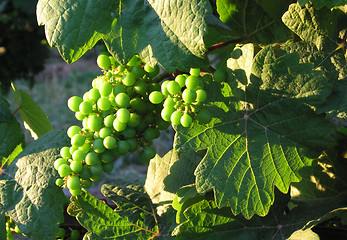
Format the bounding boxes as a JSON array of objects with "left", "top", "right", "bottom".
[
  {"left": 149, "top": 91, "right": 163, "bottom": 104},
  {"left": 55, "top": 178, "right": 64, "bottom": 187},
  {"left": 58, "top": 164, "right": 72, "bottom": 177},
  {"left": 70, "top": 161, "right": 83, "bottom": 173},
  {"left": 167, "top": 81, "right": 181, "bottom": 95},
  {"left": 67, "top": 126, "right": 81, "bottom": 138},
  {"left": 182, "top": 89, "right": 197, "bottom": 104},
  {"left": 196, "top": 89, "right": 207, "bottom": 103},
  {"left": 171, "top": 110, "right": 183, "bottom": 126},
  {"left": 197, "top": 109, "right": 212, "bottom": 124},
  {"left": 99, "top": 82, "right": 113, "bottom": 97},
  {"left": 85, "top": 152, "right": 101, "bottom": 166},
  {"left": 115, "top": 92, "right": 130, "bottom": 108},
  {"left": 103, "top": 136, "right": 117, "bottom": 149},
  {"left": 79, "top": 101, "right": 93, "bottom": 115},
  {"left": 213, "top": 68, "right": 226, "bottom": 82},
  {"left": 180, "top": 113, "right": 193, "bottom": 127},
  {"left": 87, "top": 115, "right": 102, "bottom": 131},
  {"left": 122, "top": 72, "right": 137, "bottom": 86},
  {"left": 117, "top": 108, "right": 131, "bottom": 123},
  {"left": 68, "top": 96, "right": 83, "bottom": 112},
  {"left": 71, "top": 134, "right": 85, "bottom": 147},
  {"left": 97, "top": 54, "right": 111, "bottom": 69},
  {"left": 189, "top": 68, "right": 200, "bottom": 77},
  {"left": 175, "top": 75, "right": 186, "bottom": 88},
  {"left": 67, "top": 175, "right": 81, "bottom": 190},
  {"left": 185, "top": 75, "right": 199, "bottom": 90},
  {"left": 113, "top": 119, "right": 127, "bottom": 132},
  {"left": 97, "top": 97, "right": 111, "bottom": 111}
]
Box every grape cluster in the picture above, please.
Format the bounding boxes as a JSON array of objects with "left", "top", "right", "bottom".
[
  {"left": 150, "top": 68, "right": 212, "bottom": 127},
  {"left": 55, "top": 49, "right": 212, "bottom": 196},
  {"left": 55, "top": 53, "right": 171, "bottom": 196}
]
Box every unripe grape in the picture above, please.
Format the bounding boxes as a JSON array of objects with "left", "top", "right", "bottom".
[
  {"left": 134, "top": 80, "right": 147, "bottom": 95},
  {"left": 81, "top": 179, "right": 93, "bottom": 189},
  {"left": 130, "top": 97, "right": 147, "bottom": 113},
  {"left": 85, "top": 152, "right": 101, "bottom": 166},
  {"left": 161, "top": 80, "right": 170, "bottom": 96},
  {"left": 104, "top": 114, "right": 116, "bottom": 128},
  {"left": 127, "top": 55, "right": 139, "bottom": 66},
  {"left": 139, "top": 146, "right": 156, "bottom": 162},
  {"left": 70, "top": 161, "right": 83, "bottom": 173},
  {"left": 70, "top": 230, "right": 80, "bottom": 240},
  {"left": 68, "top": 96, "right": 83, "bottom": 112},
  {"left": 144, "top": 128, "right": 160, "bottom": 141},
  {"left": 97, "top": 97, "right": 111, "bottom": 111},
  {"left": 213, "top": 68, "right": 226, "bottom": 82},
  {"left": 180, "top": 113, "right": 193, "bottom": 127},
  {"left": 97, "top": 54, "right": 111, "bottom": 69},
  {"left": 103, "top": 136, "right": 117, "bottom": 149},
  {"left": 189, "top": 68, "right": 200, "bottom": 76},
  {"left": 71, "top": 134, "right": 85, "bottom": 147},
  {"left": 80, "top": 167, "right": 92, "bottom": 180},
  {"left": 182, "top": 89, "right": 197, "bottom": 104},
  {"left": 175, "top": 75, "right": 186, "bottom": 88},
  {"left": 99, "top": 81, "right": 113, "bottom": 96},
  {"left": 128, "top": 113, "right": 141, "bottom": 127},
  {"left": 196, "top": 89, "right": 207, "bottom": 103},
  {"left": 122, "top": 72, "right": 137, "bottom": 86},
  {"left": 60, "top": 147, "right": 72, "bottom": 159},
  {"left": 113, "top": 119, "right": 127, "bottom": 132},
  {"left": 87, "top": 115, "right": 102, "bottom": 131},
  {"left": 55, "top": 178, "right": 64, "bottom": 187},
  {"left": 117, "top": 108, "right": 130, "bottom": 123},
  {"left": 75, "top": 111, "right": 85, "bottom": 121},
  {"left": 167, "top": 81, "right": 181, "bottom": 95},
  {"left": 144, "top": 64, "right": 155, "bottom": 73},
  {"left": 93, "top": 138, "right": 106, "bottom": 153},
  {"left": 101, "top": 151, "right": 113, "bottom": 163},
  {"left": 197, "top": 109, "right": 212, "bottom": 124},
  {"left": 115, "top": 92, "right": 130, "bottom": 108},
  {"left": 185, "top": 75, "right": 199, "bottom": 90},
  {"left": 161, "top": 107, "right": 175, "bottom": 122},
  {"left": 79, "top": 142, "right": 91, "bottom": 154},
  {"left": 103, "top": 162, "right": 114, "bottom": 173},
  {"left": 157, "top": 118, "right": 170, "bottom": 130},
  {"left": 127, "top": 138, "right": 138, "bottom": 152},
  {"left": 122, "top": 127, "right": 136, "bottom": 139},
  {"left": 171, "top": 110, "right": 183, "bottom": 126},
  {"left": 57, "top": 228, "right": 66, "bottom": 238},
  {"left": 67, "top": 176, "right": 81, "bottom": 190},
  {"left": 113, "top": 84, "right": 126, "bottom": 96},
  {"left": 54, "top": 158, "right": 68, "bottom": 170},
  {"left": 88, "top": 88, "right": 101, "bottom": 102},
  {"left": 72, "top": 149, "right": 86, "bottom": 162},
  {"left": 90, "top": 164, "right": 103, "bottom": 176},
  {"left": 118, "top": 140, "right": 130, "bottom": 154},
  {"left": 99, "top": 127, "right": 112, "bottom": 139},
  {"left": 132, "top": 65, "right": 146, "bottom": 78},
  {"left": 58, "top": 164, "right": 72, "bottom": 177},
  {"left": 70, "top": 187, "right": 82, "bottom": 196},
  {"left": 164, "top": 97, "right": 175, "bottom": 108},
  {"left": 149, "top": 91, "right": 163, "bottom": 104},
  {"left": 79, "top": 101, "right": 93, "bottom": 115}
]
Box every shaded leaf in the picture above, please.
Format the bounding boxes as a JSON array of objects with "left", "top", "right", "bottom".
[
  {"left": 174, "top": 45, "right": 334, "bottom": 218},
  {"left": 1, "top": 144, "right": 23, "bottom": 168},
  {"left": 173, "top": 192, "right": 347, "bottom": 239},
  {"left": 36, "top": 0, "right": 117, "bottom": 63},
  {"left": 0, "top": 129, "right": 68, "bottom": 240},
  {"left": 0, "top": 205, "right": 5, "bottom": 240},
  {"left": 68, "top": 189, "right": 159, "bottom": 239}
]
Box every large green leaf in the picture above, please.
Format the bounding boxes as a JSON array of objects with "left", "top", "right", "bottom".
[
  {"left": 174, "top": 45, "right": 334, "bottom": 219},
  {"left": 16, "top": 90, "right": 53, "bottom": 140},
  {"left": 298, "top": 0, "right": 347, "bottom": 9},
  {"left": 104, "top": 0, "right": 211, "bottom": 72},
  {"left": 0, "top": 205, "right": 5, "bottom": 240},
  {"left": 0, "top": 95, "right": 24, "bottom": 161},
  {"left": 144, "top": 150, "right": 202, "bottom": 205},
  {"left": 68, "top": 188, "right": 160, "bottom": 239},
  {"left": 0, "top": 129, "right": 69, "bottom": 240},
  {"left": 173, "top": 192, "right": 347, "bottom": 239},
  {"left": 216, "top": 0, "right": 291, "bottom": 44}
]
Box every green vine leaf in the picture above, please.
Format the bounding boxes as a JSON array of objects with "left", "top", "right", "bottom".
[
  {"left": 0, "top": 129, "right": 69, "bottom": 240},
  {"left": 0, "top": 96, "right": 24, "bottom": 161},
  {"left": 36, "top": 0, "right": 117, "bottom": 63},
  {"left": 104, "top": 0, "right": 211, "bottom": 72},
  {"left": 0, "top": 204, "right": 5, "bottom": 240},
  {"left": 174, "top": 45, "right": 334, "bottom": 219},
  {"left": 68, "top": 188, "right": 160, "bottom": 239},
  {"left": 173, "top": 191, "right": 347, "bottom": 239},
  {"left": 298, "top": 0, "right": 347, "bottom": 9}
]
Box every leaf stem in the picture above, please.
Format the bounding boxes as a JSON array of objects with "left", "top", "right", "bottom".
[
  {"left": 206, "top": 36, "right": 249, "bottom": 53},
  {"left": 12, "top": 106, "right": 22, "bottom": 116}
]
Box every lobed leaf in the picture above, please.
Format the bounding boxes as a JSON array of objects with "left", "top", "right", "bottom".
[
  {"left": 0, "top": 129, "right": 68, "bottom": 240},
  {"left": 174, "top": 45, "right": 334, "bottom": 219}
]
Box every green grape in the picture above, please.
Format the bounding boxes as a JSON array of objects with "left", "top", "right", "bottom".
[
  {"left": 157, "top": 118, "right": 170, "bottom": 130},
  {"left": 97, "top": 54, "right": 111, "bottom": 69},
  {"left": 171, "top": 110, "right": 183, "bottom": 126},
  {"left": 82, "top": 117, "right": 88, "bottom": 129},
  {"left": 85, "top": 152, "right": 101, "bottom": 166},
  {"left": 197, "top": 109, "right": 212, "bottom": 124},
  {"left": 113, "top": 84, "right": 126, "bottom": 96},
  {"left": 109, "top": 56, "right": 117, "bottom": 68},
  {"left": 60, "top": 146, "right": 72, "bottom": 159},
  {"left": 75, "top": 111, "right": 86, "bottom": 121},
  {"left": 180, "top": 113, "right": 193, "bottom": 127},
  {"left": 127, "top": 113, "right": 141, "bottom": 127},
  {"left": 14, "top": 225, "right": 22, "bottom": 235},
  {"left": 58, "top": 164, "right": 72, "bottom": 177},
  {"left": 81, "top": 179, "right": 92, "bottom": 189},
  {"left": 145, "top": 114, "right": 154, "bottom": 123},
  {"left": 103, "top": 162, "right": 114, "bottom": 173},
  {"left": 115, "top": 92, "right": 130, "bottom": 108},
  {"left": 117, "top": 108, "right": 131, "bottom": 123},
  {"left": 104, "top": 114, "right": 116, "bottom": 128},
  {"left": 71, "top": 134, "right": 85, "bottom": 147},
  {"left": 122, "top": 72, "right": 137, "bottom": 86},
  {"left": 175, "top": 75, "right": 186, "bottom": 88},
  {"left": 93, "top": 138, "right": 106, "bottom": 153},
  {"left": 127, "top": 138, "right": 138, "bottom": 152},
  {"left": 99, "top": 127, "right": 112, "bottom": 139},
  {"left": 90, "top": 164, "right": 103, "bottom": 176},
  {"left": 132, "top": 65, "right": 146, "bottom": 78},
  {"left": 127, "top": 55, "right": 139, "bottom": 66},
  {"left": 70, "top": 230, "right": 80, "bottom": 240},
  {"left": 148, "top": 82, "right": 161, "bottom": 92},
  {"left": 161, "top": 80, "right": 170, "bottom": 96},
  {"left": 161, "top": 107, "right": 175, "bottom": 122},
  {"left": 57, "top": 228, "right": 66, "bottom": 238},
  {"left": 185, "top": 75, "right": 199, "bottom": 90},
  {"left": 72, "top": 149, "right": 86, "bottom": 162},
  {"left": 55, "top": 178, "right": 64, "bottom": 187},
  {"left": 70, "top": 187, "right": 82, "bottom": 196},
  {"left": 144, "top": 64, "right": 155, "bottom": 73},
  {"left": 88, "top": 88, "right": 101, "bottom": 102},
  {"left": 101, "top": 151, "right": 113, "bottom": 163},
  {"left": 103, "top": 136, "right": 117, "bottom": 149},
  {"left": 113, "top": 119, "right": 127, "bottom": 132},
  {"left": 134, "top": 80, "right": 147, "bottom": 95},
  {"left": 189, "top": 68, "right": 200, "bottom": 77},
  {"left": 69, "top": 145, "right": 78, "bottom": 155},
  {"left": 80, "top": 167, "right": 92, "bottom": 180},
  {"left": 54, "top": 158, "right": 68, "bottom": 170},
  {"left": 97, "top": 97, "right": 111, "bottom": 111},
  {"left": 164, "top": 97, "right": 175, "bottom": 108},
  {"left": 67, "top": 176, "right": 81, "bottom": 190},
  {"left": 99, "top": 81, "right": 113, "bottom": 96},
  {"left": 79, "top": 142, "right": 91, "bottom": 153},
  {"left": 118, "top": 140, "right": 130, "bottom": 154},
  {"left": 167, "top": 81, "right": 181, "bottom": 95},
  {"left": 149, "top": 91, "right": 163, "bottom": 104},
  {"left": 213, "top": 68, "right": 226, "bottom": 82},
  {"left": 130, "top": 97, "right": 147, "bottom": 113},
  {"left": 136, "top": 121, "right": 147, "bottom": 132},
  {"left": 83, "top": 91, "right": 89, "bottom": 101},
  {"left": 122, "top": 127, "right": 136, "bottom": 139},
  {"left": 139, "top": 146, "right": 156, "bottom": 162},
  {"left": 87, "top": 115, "right": 102, "bottom": 131},
  {"left": 70, "top": 161, "right": 83, "bottom": 173},
  {"left": 182, "top": 89, "right": 197, "bottom": 104},
  {"left": 79, "top": 101, "right": 93, "bottom": 115},
  {"left": 196, "top": 89, "right": 207, "bottom": 103},
  {"left": 67, "top": 96, "right": 83, "bottom": 112},
  {"left": 144, "top": 128, "right": 160, "bottom": 141},
  {"left": 148, "top": 64, "right": 160, "bottom": 78},
  {"left": 6, "top": 228, "right": 13, "bottom": 240}
]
